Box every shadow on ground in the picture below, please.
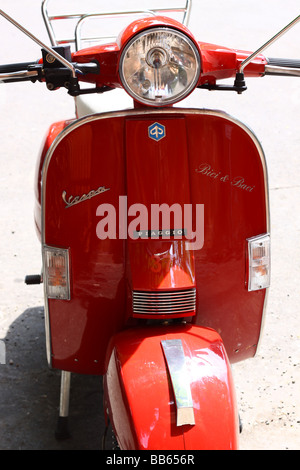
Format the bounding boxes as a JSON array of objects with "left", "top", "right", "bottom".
[{"left": 0, "top": 307, "right": 111, "bottom": 450}]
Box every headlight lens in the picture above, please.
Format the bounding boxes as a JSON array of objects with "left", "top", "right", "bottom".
[{"left": 119, "top": 27, "right": 200, "bottom": 106}]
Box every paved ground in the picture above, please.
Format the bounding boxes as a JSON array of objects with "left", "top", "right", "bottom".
[{"left": 0, "top": 0, "right": 299, "bottom": 450}]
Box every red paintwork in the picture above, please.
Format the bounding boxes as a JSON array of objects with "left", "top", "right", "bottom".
[
  {"left": 116, "top": 15, "right": 199, "bottom": 53},
  {"left": 72, "top": 15, "right": 267, "bottom": 93},
  {"left": 73, "top": 43, "right": 121, "bottom": 89},
  {"left": 34, "top": 120, "right": 74, "bottom": 239},
  {"left": 126, "top": 116, "right": 195, "bottom": 304},
  {"left": 104, "top": 324, "right": 239, "bottom": 450},
  {"left": 38, "top": 108, "right": 268, "bottom": 374},
  {"left": 199, "top": 43, "right": 266, "bottom": 83}
]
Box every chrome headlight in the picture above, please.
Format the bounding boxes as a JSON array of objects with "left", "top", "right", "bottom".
[{"left": 119, "top": 27, "right": 200, "bottom": 106}]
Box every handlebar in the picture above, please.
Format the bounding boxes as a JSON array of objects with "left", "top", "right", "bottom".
[
  {"left": 265, "top": 57, "right": 300, "bottom": 76},
  {"left": 0, "top": 59, "right": 99, "bottom": 76},
  {"left": 0, "top": 61, "right": 40, "bottom": 84},
  {"left": 0, "top": 7, "right": 299, "bottom": 98},
  {"left": 0, "top": 50, "right": 299, "bottom": 95},
  {"left": 267, "top": 57, "right": 300, "bottom": 68},
  {"left": 0, "top": 61, "right": 37, "bottom": 74},
  {"left": 0, "top": 55, "right": 100, "bottom": 93}
]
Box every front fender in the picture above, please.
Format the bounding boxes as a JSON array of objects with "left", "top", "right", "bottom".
[{"left": 104, "top": 324, "right": 239, "bottom": 450}]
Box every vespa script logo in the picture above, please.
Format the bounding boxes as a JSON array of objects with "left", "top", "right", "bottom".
[
  {"left": 62, "top": 186, "right": 110, "bottom": 209},
  {"left": 148, "top": 122, "right": 166, "bottom": 142}
]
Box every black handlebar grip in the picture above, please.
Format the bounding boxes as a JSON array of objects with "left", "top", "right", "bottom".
[
  {"left": 0, "top": 61, "right": 35, "bottom": 73},
  {"left": 267, "top": 57, "right": 300, "bottom": 69}
]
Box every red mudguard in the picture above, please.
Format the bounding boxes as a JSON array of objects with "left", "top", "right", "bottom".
[{"left": 104, "top": 324, "right": 239, "bottom": 450}]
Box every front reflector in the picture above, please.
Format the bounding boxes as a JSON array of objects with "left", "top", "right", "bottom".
[
  {"left": 43, "top": 246, "right": 70, "bottom": 300},
  {"left": 247, "top": 234, "right": 270, "bottom": 291}
]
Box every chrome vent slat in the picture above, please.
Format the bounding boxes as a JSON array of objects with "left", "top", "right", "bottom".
[
  {"left": 133, "top": 293, "right": 196, "bottom": 299},
  {"left": 133, "top": 297, "right": 196, "bottom": 302},
  {"left": 132, "top": 293, "right": 196, "bottom": 299},
  {"left": 133, "top": 290, "right": 196, "bottom": 294},
  {"left": 134, "top": 308, "right": 195, "bottom": 312},
  {"left": 133, "top": 301, "right": 196, "bottom": 307},
  {"left": 134, "top": 303, "right": 196, "bottom": 309},
  {"left": 135, "top": 301, "right": 195, "bottom": 309},
  {"left": 132, "top": 288, "right": 196, "bottom": 315}
]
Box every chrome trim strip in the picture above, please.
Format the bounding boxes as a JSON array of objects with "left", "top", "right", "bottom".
[
  {"left": 161, "top": 339, "right": 195, "bottom": 426},
  {"left": 247, "top": 233, "right": 271, "bottom": 354},
  {"left": 133, "top": 289, "right": 196, "bottom": 295},
  {"left": 41, "top": 107, "right": 270, "bottom": 364},
  {"left": 134, "top": 305, "right": 196, "bottom": 309},
  {"left": 134, "top": 296, "right": 196, "bottom": 301},
  {"left": 135, "top": 297, "right": 195, "bottom": 300},
  {"left": 134, "top": 302, "right": 196, "bottom": 307},
  {"left": 42, "top": 264, "right": 52, "bottom": 367},
  {"left": 134, "top": 293, "right": 196, "bottom": 297}
]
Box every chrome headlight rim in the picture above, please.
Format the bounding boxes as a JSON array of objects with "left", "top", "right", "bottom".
[{"left": 119, "top": 26, "right": 201, "bottom": 107}]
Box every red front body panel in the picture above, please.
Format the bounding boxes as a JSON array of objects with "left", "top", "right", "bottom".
[
  {"left": 104, "top": 324, "right": 239, "bottom": 450},
  {"left": 38, "top": 108, "right": 268, "bottom": 374}
]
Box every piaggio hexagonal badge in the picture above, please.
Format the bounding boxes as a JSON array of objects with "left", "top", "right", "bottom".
[{"left": 148, "top": 122, "right": 166, "bottom": 141}]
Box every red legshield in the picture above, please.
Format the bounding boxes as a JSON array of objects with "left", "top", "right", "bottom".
[{"left": 39, "top": 108, "right": 268, "bottom": 373}]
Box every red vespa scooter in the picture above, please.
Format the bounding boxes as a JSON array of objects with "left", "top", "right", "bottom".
[{"left": 0, "top": 1, "right": 299, "bottom": 450}]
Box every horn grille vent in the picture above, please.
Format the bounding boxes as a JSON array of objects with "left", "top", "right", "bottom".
[{"left": 132, "top": 288, "right": 196, "bottom": 317}]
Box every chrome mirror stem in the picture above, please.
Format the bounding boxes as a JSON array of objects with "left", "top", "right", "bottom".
[
  {"left": 239, "top": 15, "right": 300, "bottom": 74},
  {"left": 0, "top": 8, "right": 77, "bottom": 78}
]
